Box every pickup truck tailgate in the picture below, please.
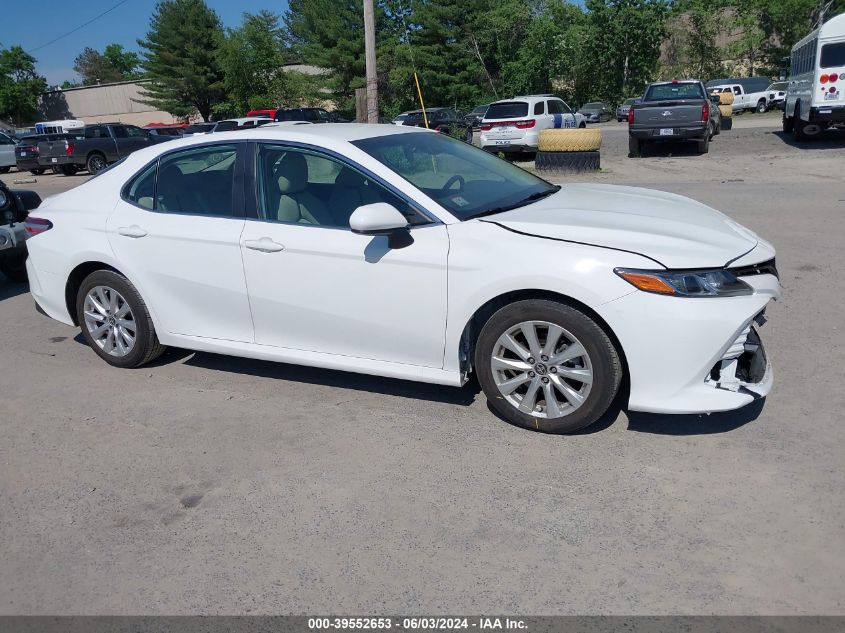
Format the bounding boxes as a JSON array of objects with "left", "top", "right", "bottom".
[
  {"left": 37, "top": 139, "right": 73, "bottom": 160},
  {"left": 635, "top": 101, "right": 703, "bottom": 125}
]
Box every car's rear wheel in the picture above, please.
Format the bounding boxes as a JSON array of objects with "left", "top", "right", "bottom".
[
  {"left": 475, "top": 300, "right": 622, "bottom": 434},
  {"left": 30, "top": 168, "right": 46, "bottom": 176},
  {"left": 697, "top": 130, "right": 710, "bottom": 154},
  {"left": 76, "top": 270, "right": 166, "bottom": 368},
  {"left": 0, "top": 167, "right": 10, "bottom": 174},
  {"left": 628, "top": 135, "right": 641, "bottom": 157},
  {"left": 0, "top": 252, "right": 28, "bottom": 283},
  {"left": 86, "top": 153, "right": 107, "bottom": 174},
  {"left": 59, "top": 165, "right": 79, "bottom": 176}
]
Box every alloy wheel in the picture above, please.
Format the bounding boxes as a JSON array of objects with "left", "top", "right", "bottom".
[
  {"left": 83, "top": 285, "right": 136, "bottom": 357},
  {"left": 491, "top": 320, "right": 593, "bottom": 418}
]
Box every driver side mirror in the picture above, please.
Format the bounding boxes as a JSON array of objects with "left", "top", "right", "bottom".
[{"left": 350, "top": 202, "right": 413, "bottom": 249}]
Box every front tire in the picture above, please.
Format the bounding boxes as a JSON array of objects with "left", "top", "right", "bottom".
[
  {"left": 76, "top": 270, "right": 166, "bottom": 368},
  {"left": 756, "top": 100, "right": 767, "bottom": 113},
  {"left": 475, "top": 300, "right": 622, "bottom": 434}
]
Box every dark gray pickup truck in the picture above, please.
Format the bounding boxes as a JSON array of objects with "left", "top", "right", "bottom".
[
  {"left": 627, "top": 80, "right": 721, "bottom": 156},
  {"left": 37, "top": 123, "right": 164, "bottom": 175}
]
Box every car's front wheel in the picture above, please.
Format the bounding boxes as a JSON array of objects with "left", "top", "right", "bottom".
[
  {"left": 76, "top": 270, "right": 166, "bottom": 368},
  {"left": 475, "top": 300, "right": 622, "bottom": 434}
]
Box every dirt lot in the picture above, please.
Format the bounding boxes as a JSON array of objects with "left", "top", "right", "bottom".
[{"left": 1, "top": 113, "right": 844, "bottom": 615}]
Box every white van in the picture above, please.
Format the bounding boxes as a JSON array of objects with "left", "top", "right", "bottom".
[{"left": 783, "top": 12, "right": 845, "bottom": 139}]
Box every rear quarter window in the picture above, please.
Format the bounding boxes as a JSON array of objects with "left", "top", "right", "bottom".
[{"left": 820, "top": 42, "right": 845, "bottom": 68}]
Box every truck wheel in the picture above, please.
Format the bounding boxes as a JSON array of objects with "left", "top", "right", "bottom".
[
  {"left": 782, "top": 111, "right": 794, "bottom": 133},
  {"left": 794, "top": 103, "right": 822, "bottom": 141},
  {"left": 756, "top": 100, "right": 767, "bottom": 113},
  {"left": 30, "top": 168, "right": 46, "bottom": 176},
  {"left": 86, "top": 153, "right": 107, "bottom": 174},
  {"left": 697, "top": 132, "right": 710, "bottom": 154},
  {"left": 59, "top": 165, "right": 79, "bottom": 176},
  {"left": 628, "top": 135, "right": 641, "bottom": 157},
  {"left": 0, "top": 167, "right": 9, "bottom": 174}
]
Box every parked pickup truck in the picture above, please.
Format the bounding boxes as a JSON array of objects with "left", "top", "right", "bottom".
[
  {"left": 627, "top": 80, "right": 720, "bottom": 156},
  {"left": 710, "top": 83, "right": 770, "bottom": 113},
  {"left": 37, "top": 123, "right": 162, "bottom": 175}
]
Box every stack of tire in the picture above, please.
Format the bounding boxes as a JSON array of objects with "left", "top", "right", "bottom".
[
  {"left": 535, "top": 129, "right": 602, "bottom": 172},
  {"left": 713, "top": 90, "right": 734, "bottom": 131}
]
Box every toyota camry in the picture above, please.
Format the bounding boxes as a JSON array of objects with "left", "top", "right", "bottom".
[{"left": 24, "top": 124, "right": 780, "bottom": 433}]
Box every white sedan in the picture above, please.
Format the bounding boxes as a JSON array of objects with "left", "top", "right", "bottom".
[{"left": 25, "top": 124, "right": 780, "bottom": 433}]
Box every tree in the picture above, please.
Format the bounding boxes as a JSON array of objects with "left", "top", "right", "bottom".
[
  {"left": 218, "top": 10, "right": 288, "bottom": 115},
  {"left": 103, "top": 44, "right": 141, "bottom": 79},
  {"left": 582, "top": 0, "right": 670, "bottom": 103},
  {"left": 285, "top": 0, "right": 367, "bottom": 115},
  {"left": 138, "top": 0, "right": 225, "bottom": 121},
  {"left": 74, "top": 44, "right": 141, "bottom": 86},
  {"left": 0, "top": 46, "right": 47, "bottom": 126}
]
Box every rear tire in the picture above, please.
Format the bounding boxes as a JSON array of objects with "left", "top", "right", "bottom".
[
  {"left": 628, "top": 134, "right": 641, "bottom": 157},
  {"left": 0, "top": 166, "right": 9, "bottom": 174},
  {"left": 30, "top": 168, "right": 45, "bottom": 176},
  {"left": 794, "top": 103, "right": 821, "bottom": 141},
  {"left": 86, "top": 153, "right": 107, "bottom": 174},
  {"left": 59, "top": 165, "right": 79, "bottom": 176},
  {"left": 475, "top": 300, "right": 622, "bottom": 434},
  {"left": 76, "top": 270, "right": 166, "bottom": 368},
  {"left": 697, "top": 131, "right": 710, "bottom": 154},
  {"left": 782, "top": 111, "right": 794, "bottom": 133},
  {"left": 0, "top": 252, "right": 28, "bottom": 283}
]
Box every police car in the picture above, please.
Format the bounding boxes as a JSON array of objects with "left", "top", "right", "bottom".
[{"left": 479, "top": 95, "right": 587, "bottom": 155}]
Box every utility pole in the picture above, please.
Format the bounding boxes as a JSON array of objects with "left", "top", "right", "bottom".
[{"left": 363, "top": 0, "right": 378, "bottom": 123}]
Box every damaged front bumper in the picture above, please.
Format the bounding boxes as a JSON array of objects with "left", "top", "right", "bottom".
[{"left": 706, "top": 312, "right": 772, "bottom": 399}]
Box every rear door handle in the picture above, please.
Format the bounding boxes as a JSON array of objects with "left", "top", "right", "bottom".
[
  {"left": 117, "top": 225, "right": 147, "bottom": 238},
  {"left": 244, "top": 238, "right": 285, "bottom": 253}
]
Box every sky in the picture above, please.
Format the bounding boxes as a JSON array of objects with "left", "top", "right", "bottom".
[{"left": 3, "top": 0, "right": 290, "bottom": 86}]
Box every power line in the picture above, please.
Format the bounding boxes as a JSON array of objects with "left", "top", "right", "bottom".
[{"left": 26, "top": 0, "right": 133, "bottom": 54}]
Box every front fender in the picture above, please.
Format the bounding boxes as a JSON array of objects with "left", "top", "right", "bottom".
[{"left": 443, "top": 220, "right": 654, "bottom": 374}]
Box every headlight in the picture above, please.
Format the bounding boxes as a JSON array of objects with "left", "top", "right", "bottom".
[
  {"left": 0, "top": 189, "right": 7, "bottom": 209},
  {"left": 614, "top": 268, "right": 753, "bottom": 297}
]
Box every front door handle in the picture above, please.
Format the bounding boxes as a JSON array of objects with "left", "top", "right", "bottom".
[
  {"left": 244, "top": 237, "right": 285, "bottom": 253},
  {"left": 118, "top": 225, "right": 147, "bottom": 238}
]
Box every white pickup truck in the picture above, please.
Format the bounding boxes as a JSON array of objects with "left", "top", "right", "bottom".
[{"left": 710, "top": 84, "right": 770, "bottom": 113}]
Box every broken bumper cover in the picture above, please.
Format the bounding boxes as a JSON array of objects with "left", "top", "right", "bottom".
[{"left": 598, "top": 273, "right": 780, "bottom": 414}]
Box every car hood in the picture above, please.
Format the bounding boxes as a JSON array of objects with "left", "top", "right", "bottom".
[{"left": 483, "top": 184, "right": 759, "bottom": 269}]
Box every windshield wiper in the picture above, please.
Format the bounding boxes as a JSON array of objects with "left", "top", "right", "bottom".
[{"left": 468, "top": 186, "right": 561, "bottom": 219}]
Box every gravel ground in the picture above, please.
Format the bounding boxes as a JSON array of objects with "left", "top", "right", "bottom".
[{"left": 1, "top": 113, "right": 844, "bottom": 615}]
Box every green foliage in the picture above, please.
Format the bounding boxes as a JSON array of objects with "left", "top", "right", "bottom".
[
  {"left": 285, "top": 0, "right": 367, "bottom": 115},
  {"left": 582, "top": 0, "right": 670, "bottom": 103},
  {"left": 138, "top": 0, "right": 226, "bottom": 121},
  {"left": 0, "top": 46, "right": 47, "bottom": 125},
  {"left": 218, "top": 10, "right": 288, "bottom": 114},
  {"left": 73, "top": 44, "right": 141, "bottom": 86}
]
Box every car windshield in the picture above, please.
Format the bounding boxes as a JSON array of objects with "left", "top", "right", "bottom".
[
  {"left": 485, "top": 102, "right": 529, "bottom": 119},
  {"left": 644, "top": 83, "right": 705, "bottom": 100},
  {"left": 472, "top": 106, "right": 488, "bottom": 114},
  {"left": 353, "top": 132, "right": 559, "bottom": 221}
]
